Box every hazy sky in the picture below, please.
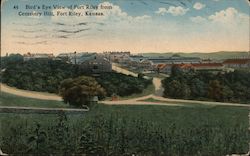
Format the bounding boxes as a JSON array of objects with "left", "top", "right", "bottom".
[{"left": 1, "top": 0, "right": 250, "bottom": 55}]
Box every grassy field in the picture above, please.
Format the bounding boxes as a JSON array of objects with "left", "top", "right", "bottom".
[
  {"left": 0, "top": 92, "right": 68, "bottom": 108},
  {"left": 0, "top": 93, "right": 249, "bottom": 155}
]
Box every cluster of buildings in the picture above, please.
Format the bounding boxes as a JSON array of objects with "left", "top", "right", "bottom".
[
  {"left": 22, "top": 51, "right": 250, "bottom": 74},
  {"left": 23, "top": 52, "right": 112, "bottom": 73},
  {"left": 154, "top": 59, "right": 250, "bottom": 74},
  {"left": 23, "top": 52, "right": 54, "bottom": 61}
]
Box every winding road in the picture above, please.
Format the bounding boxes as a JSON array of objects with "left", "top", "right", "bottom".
[
  {"left": 0, "top": 83, "right": 62, "bottom": 101},
  {"left": 1, "top": 64, "right": 250, "bottom": 108}
]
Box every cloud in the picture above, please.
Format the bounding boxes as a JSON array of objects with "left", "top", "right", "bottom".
[
  {"left": 49, "top": 1, "right": 152, "bottom": 40},
  {"left": 193, "top": 2, "right": 206, "bottom": 10},
  {"left": 208, "top": 7, "right": 249, "bottom": 24},
  {"left": 190, "top": 16, "right": 207, "bottom": 23},
  {"left": 155, "top": 8, "right": 167, "bottom": 15},
  {"left": 190, "top": 7, "right": 249, "bottom": 26},
  {"left": 134, "top": 15, "right": 151, "bottom": 21},
  {"left": 52, "top": 2, "right": 151, "bottom": 24},
  {"left": 155, "top": 6, "right": 189, "bottom": 16}
]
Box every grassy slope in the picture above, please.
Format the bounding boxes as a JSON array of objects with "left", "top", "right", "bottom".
[
  {"left": 0, "top": 92, "right": 68, "bottom": 108},
  {"left": 0, "top": 95, "right": 249, "bottom": 154},
  {"left": 0, "top": 103, "right": 248, "bottom": 135},
  {"left": 142, "top": 51, "right": 249, "bottom": 60},
  {"left": 0, "top": 93, "right": 248, "bottom": 130}
]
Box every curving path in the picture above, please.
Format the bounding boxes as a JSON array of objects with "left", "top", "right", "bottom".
[
  {"left": 101, "top": 94, "right": 250, "bottom": 107},
  {"left": 112, "top": 63, "right": 164, "bottom": 96},
  {"left": 1, "top": 65, "right": 249, "bottom": 108},
  {"left": 0, "top": 83, "right": 62, "bottom": 101},
  {"left": 1, "top": 83, "right": 249, "bottom": 108}
]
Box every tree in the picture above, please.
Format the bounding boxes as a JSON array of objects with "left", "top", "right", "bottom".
[
  {"left": 163, "top": 80, "right": 190, "bottom": 98},
  {"left": 1, "top": 54, "right": 23, "bottom": 68},
  {"left": 171, "top": 65, "right": 183, "bottom": 77},
  {"left": 222, "top": 85, "right": 234, "bottom": 102},
  {"left": 207, "top": 80, "right": 223, "bottom": 101},
  {"left": 190, "top": 78, "right": 206, "bottom": 98},
  {"left": 59, "top": 76, "right": 106, "bottom": 108}
]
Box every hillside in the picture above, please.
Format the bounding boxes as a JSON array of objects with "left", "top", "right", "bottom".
[{"left": 142, "top": 51, "right": 250, "bottom": 60}]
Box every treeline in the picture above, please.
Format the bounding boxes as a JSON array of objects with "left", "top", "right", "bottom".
[
  {"left": 1, "top": 54, "right": 23, "bottom": 69},
  {"left": 162, "top": 69, "right": 250, "bottom": 103},
  {"left": 96, "top": 73, "right": 151, "bottom": 97},
  {"left": 2, "top": 59, "right": 79, "bottom": 93},
  {"left": 2, "top": 59, "right": 151, "bottom": 96},
  {"left": 1, "top": 113, "right": 248, "bottom": 156}
]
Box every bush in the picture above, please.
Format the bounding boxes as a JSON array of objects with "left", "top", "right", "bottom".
[
  {"left": 162, "top": 70, "right": 250, "bottom": 103},
  {"left": 59, "top": 76, "right": 106, "bottom": 107},
  {"left": 2, "top": 60, "right": 152, "bottom": 98}
]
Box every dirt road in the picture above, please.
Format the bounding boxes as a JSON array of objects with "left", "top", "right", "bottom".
[
  {"left": 1, "top": 83, "right": 249, "bottom": 107},
  {"left": 112, "top": 63, "right": 164, "bottom": 96},
  {"left": 0, "top": 83, "right": 62, "bottom": 101},
  {"left": 101, "top": 94, "right": 250, "bottom": 107},
  {"left": 112, "top": 63, "right": 138, "bottom": 77},
  {"left": 1, "top": 64, "right": 249, "bottom": 108}
]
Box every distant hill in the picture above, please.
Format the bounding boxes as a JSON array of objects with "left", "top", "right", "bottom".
[{"left": 142, "top": 51, "right": 250, "bottom": 60}]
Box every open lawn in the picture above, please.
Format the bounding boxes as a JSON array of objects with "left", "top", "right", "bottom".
[
  {"left": 0, "top": 95, "right": 249, "bottom": 155},
  {"left": 0, "top": 92, "right": 67, "bottom": 108}
]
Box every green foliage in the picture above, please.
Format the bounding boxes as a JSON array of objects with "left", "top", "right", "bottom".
[
  {"left": 2, "top": 59, "right": 79, "bottom": 93},
  {"left": 2, "top": 60, "right": 152, "bottom": 97},
  {"left": 0, "top": 105, "right": 248, "bottom": 155},
  {"left": 59, "top": 76, "right": 106, "bottom": 107},
  {"left": 95, "top": 72, "right": 152, "bottom": 97},
  {"left": 208, "top": 80, "right": 223, "bottom": 101},
  {"left": 163, "top": 80, "right": 191, "bottom": 99},
  {"left": 1, "top": 54, "right": 24, "bottom": 69},
  {"left": 162, "top": 70, "right": 250, "bottom": 103}
]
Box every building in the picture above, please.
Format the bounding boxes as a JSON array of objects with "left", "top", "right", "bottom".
[
  {"left": 103, "top": 51, "right": 131, "bottom": 63},
  {"left": 155, "top": 64, "right": 172, "bottom": 74},
  {"left": 80, "top": 55, "right": 112, "bottom": 73},
  {"left": 23, "top": 52, "right": 54, "bottom": 61},
  {"left": 155, "top": 63, "right": 224, "bottom": 74},
  {"left": 192, "top": 63, "right": 224, "bottom": 71},
  {"left": 148, "top": 56, "right": 201, "bottom": 64},
  {"left": 139, "top": 59, "right": 153, "bottom": 71},
  {"left": 57, "top": 52, "right": 96, "bottom": 64},
  {"left": 223, "top": 58, "right": 250, "bottom": 68},
  {"left": 129, "top": 55, "right": 146, "bottom": 62}
]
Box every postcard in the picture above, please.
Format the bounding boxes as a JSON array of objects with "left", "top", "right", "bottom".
[{"left": 1, "top": 0, "right": 250, "bottom": 155}]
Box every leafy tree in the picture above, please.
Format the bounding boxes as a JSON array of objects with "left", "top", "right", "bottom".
[
  {"left": 59, "top": 76, "right": 106, "bottom": 108},
  {"left": 231, "top": 82, "right": 248, "bottom": 102},
  {"left": 190, "top": 78, "right": 206, "bottom": 98},
  {"left": 171, "top": 65, "right": 183, "bottom": 77},
  {"left": 222, "top": 85, "right": 234, "bottom": 102},
  {"left": 207, "top": 80, "right": 223, "bottom": 101},
  {"left": 1, "top": 54, "right": 23, "bottom": 69},
  {"left": 162, "top": 69, "right": 250, "bottom": 103}
]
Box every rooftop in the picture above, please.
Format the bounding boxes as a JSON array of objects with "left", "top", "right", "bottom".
[{"left": 223, "top": 59, "right": 250, "bottom": 64}]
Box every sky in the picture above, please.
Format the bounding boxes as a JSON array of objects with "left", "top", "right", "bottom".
[{"left": 1, "top": 0, "right": 250, "bottom": 55}]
